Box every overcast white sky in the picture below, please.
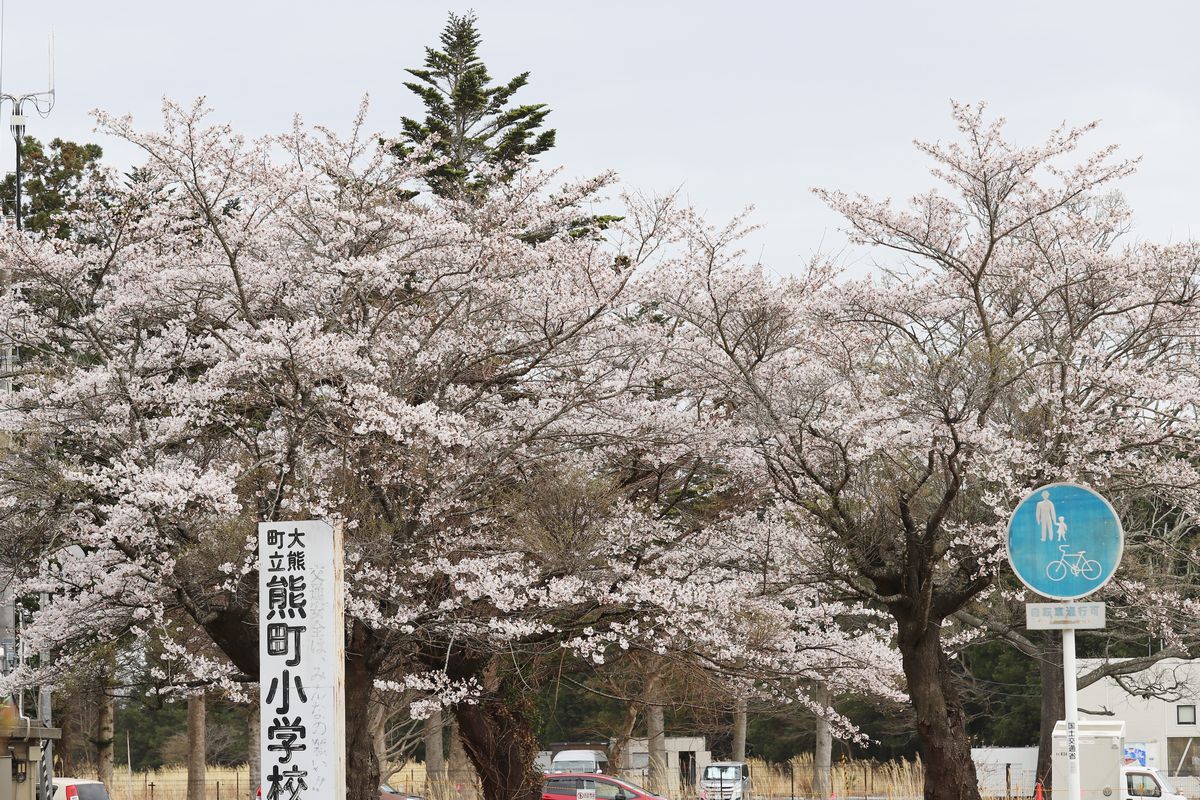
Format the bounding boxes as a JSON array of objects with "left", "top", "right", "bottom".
[{"left": 2, "top": 1, "right": 1197, "bottom": 275}]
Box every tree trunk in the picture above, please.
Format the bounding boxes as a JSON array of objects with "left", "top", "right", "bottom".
[
  {"left": 608, "top": 702, "right": 641, "bottom": 775},
  {"left": 347, "top": 623, "right": 382, "bottom": 800},
  {"left": 248, "top": 701, "right": 261, "bottom": 799},
  {"left": 731, "top": 697, "right": 747, "bottom": 762},
  {"left": 646, "top": 703, "right": 667, "bottom": 796},
  {"left": 1037, "top": 635, "right": 1064, "bottom": 796},
  {"left": 425, "top": 710, "right": 446, "bottom": 800},
  {"left": 186, "top": 693, "right": 207, "bottom": 800},
  {"left": 812, "top": 683, "right": 832, "bottom": 799},
  {"left": 896, "top": 617, "right": 981, "bottom": 800},
  {"left": 448, "top": 717, "right": 477, "bottom": 800},
  {"left": 455, "top": 692, "right": 541, "bottom": 800},
  {"left": 370, "top": 703, "right": 387, "bottom": 779},
  {"left": 96, "top": 689, "right": 115, "bottom": 785},
  {"left": 58, "top": 697, "right": 76, "bottom": 778}
]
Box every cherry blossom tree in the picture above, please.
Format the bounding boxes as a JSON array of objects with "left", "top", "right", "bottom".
[
  {"left": 0, "top": 101, "right": 896, "bottom": 800},
  {"left": 652, "top": 103, "right": 1200, "bottom": 800}
]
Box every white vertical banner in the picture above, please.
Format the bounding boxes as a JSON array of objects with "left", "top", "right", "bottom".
[{"left": 259, "top": 520, "right": 345, "bottom": 800}]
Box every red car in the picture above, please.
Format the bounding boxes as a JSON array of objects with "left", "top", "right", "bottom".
[{"left": 543, "top": 774, "right": 664, "bottom": 800}]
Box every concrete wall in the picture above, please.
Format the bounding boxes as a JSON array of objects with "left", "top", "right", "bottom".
[{"left": 620, "top": 737, "right": 711, "bottom": 793}]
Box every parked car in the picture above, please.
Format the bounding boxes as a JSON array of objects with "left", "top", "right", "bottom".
[
  {"left": 380, "top": 784, "right": 425, "bottom": 800},
  {"left": 549, "top": 749, "right": 609, "bottom": 774},
  {"left": 52, "top": 779, "right": 111, "bottom": 800},
  {"left": 543, "top": 773, "right": 663, "bottom": 800}
]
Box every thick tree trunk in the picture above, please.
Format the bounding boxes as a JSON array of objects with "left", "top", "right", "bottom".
[
  {"left": 96, "top": 689, "right": 115, "bottom": 785},
  {"left": 1037, "top": 635, "right": 1064, "bottom": 796},
  {"left": 248, "top": 701, "right": 261, "bottom": 798},
  {"left": 347, "top": 623, "right": 382, "bottom": 800},
  {"left": 731, "top": 697, "right": 747, "bottom": 762},
  {"left": 186, "top": 693, "right": 207, "bottom": 800},
  {"left": 896, "top": 617, "right": 981, "bottom": 800},
  {"left": 448, "top": 718, "right": 476, "bottom": 800},
  {"left": 424, "top": 710, "right": 446, "bottom": 800},
  {"left": 455, "top": 691, "right": 541, "bottom": 800},
  {"left": 58, "top": 698, "right": 76, "bottom": 778},
  {"left": 646, "top": 703, "right": 667, "bottom": 796},
  {"left": 812, "top": 683, "right": 832, "bottom": 799}
]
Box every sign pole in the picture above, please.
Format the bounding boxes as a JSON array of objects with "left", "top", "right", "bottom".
[
  {"left": 1007, "top": 482, "right": 1124, "bottom": 800},
  {"left": 1063, "top": 627, "right": 1080, "bottom": 800}
]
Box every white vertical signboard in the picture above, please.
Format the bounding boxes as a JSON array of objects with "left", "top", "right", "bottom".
[{"left": 259, "top": 520, "right": 345, "bottom": 800}]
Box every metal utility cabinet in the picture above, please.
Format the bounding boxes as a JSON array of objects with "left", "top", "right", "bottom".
[
  {"left": 1052, "top": 720, "right": 1124, "bottom": 800},
  {"left": 1, "top": 720, "right": 61, "bottom": 800}
]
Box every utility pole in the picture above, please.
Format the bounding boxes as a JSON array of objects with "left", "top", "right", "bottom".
[
  {"left": 9, "top": 102, "right": 22, "bottom": 228},
  {"left": 0, "top": 36, "right": 56, "bottom": 798},
  {"left": 1, "top": 33, "right": 55, "bottom": 229},
  {"left": 0, "top": 578, "right": 15, "bottom": 676}
]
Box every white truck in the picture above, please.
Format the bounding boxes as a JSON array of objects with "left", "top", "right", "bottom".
[
  {"left": 1120, "top": 765, "right": 1184, "bottom": 800},
  {"left": 698, "top": 762, "right": 751, "bottom": 800},
  {"left": 549, "top": 749, "right": 610, "bottom": 774},
  {"left": 1051, "top": 721, "right": 1185, "bottom": 800}
]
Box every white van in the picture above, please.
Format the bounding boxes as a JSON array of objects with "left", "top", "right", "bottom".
[
  {"left": 1122, "top": 766, "right": 1185, "bottom": 800},
  {"left": 52, "top": 779, "right": 111, "bottom": 800},
  {"left": 550, "top": 749, "right": 609, "bottom": 774}
]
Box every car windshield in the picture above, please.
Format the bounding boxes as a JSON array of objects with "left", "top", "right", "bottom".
[
  {"left": 554, "top": 761, "right": 596, "bottom": 772},
  {"left": 1153, "top": 770, "right": 1177, "bottom": 794},
  {"left": 704, "top": 767, "right": 741, "bottom": 782}
]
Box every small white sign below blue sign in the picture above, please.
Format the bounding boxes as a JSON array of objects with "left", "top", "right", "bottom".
[
  {"left": 1025, "top": 602, "right": 1106, "bottom": 630},
  {"left": 1006, "top": 482, "right": 1123, "bottom": 600}
]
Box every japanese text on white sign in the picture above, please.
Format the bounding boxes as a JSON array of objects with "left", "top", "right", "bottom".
[{"left": 259, "top": 521, "right": 345, "bottom": 800}]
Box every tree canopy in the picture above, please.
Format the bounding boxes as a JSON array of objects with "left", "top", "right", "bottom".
[{"left": 0, "top": 99, "right": 894, "bottom": 800}]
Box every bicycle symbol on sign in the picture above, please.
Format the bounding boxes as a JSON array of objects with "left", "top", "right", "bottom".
[{"left": 1045, "top": 545, "right": 1102, "bottom": 582}]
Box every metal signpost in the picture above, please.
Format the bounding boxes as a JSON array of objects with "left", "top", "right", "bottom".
[
  {"left": 259, "top": 521, "right": 346, "bottom": 800},
  {"left": 1007, "top": 482, "right": 1123, "bottom": 800}
]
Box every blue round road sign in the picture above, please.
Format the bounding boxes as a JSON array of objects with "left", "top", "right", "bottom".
[{"left": 1006, "top": 482, "right": 1123, "bottom": 600}]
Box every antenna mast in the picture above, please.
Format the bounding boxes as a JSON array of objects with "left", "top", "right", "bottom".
[{"left": 0, "top": 28, "right": 55, "bottom": 230}]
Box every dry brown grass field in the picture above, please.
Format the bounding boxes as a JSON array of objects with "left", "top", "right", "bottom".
[
  {"left": 102, "top": 766, "right": 250, "bottom": 800},
  {"left": 92, "top": 756, "right": 940, "bottom": 800}
]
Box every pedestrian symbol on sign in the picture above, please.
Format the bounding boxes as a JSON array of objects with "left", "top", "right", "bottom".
[{"left": 1006, "top": 482, "right": 1123, "bottom": 601}]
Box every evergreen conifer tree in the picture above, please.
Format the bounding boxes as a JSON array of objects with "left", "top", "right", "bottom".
[
  {"left": 399, "top": 12, "right": 556, "bottom": 198},
  {"left": 1, "top": 137, "right": 104, "bottom": 239}
]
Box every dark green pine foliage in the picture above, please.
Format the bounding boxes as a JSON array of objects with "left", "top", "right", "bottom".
[
  {"left": 399, "top": 12, "right": 556, "bottom": 199},
  {"left": 1, "top": 137, "right": 105, "bottom": 239}
]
